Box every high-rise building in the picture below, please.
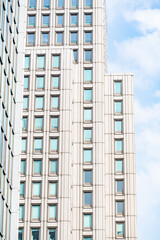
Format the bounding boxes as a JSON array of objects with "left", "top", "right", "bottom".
[
  {"left": 0, "top": 0, "right": 24, "bottom": 239},
  {"left": 18, "top": 0, "right": 137, "bottom": 240}
]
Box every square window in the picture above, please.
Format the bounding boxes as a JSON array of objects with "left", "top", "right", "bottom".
[
  {"left": 115, "top": 81, "right": 122, "bottom": 94},
  {"left": 85, "top": 32, "right": 92, "bottom": 44},
  {"left": 56, "top": 32, "right": 63, "bottom": 45},
  {"left": 71, "top": 32, "right": 78, "bottom": 44},
  {"left": 85, "top": 50, "right": 92, "bottom": 62},
  {"left": 28, "top": 15, "right": 35, "bottom": 27},
  {"left": 22, "top": 117, "right": 28, "bottom": 131},
  {"left": 51, "top": 117, "right": 59, "bottom": 131},
  {"left": 84, "top": 192, "right": 92, "bottom": 207},
  {"left": 51, "top": 96, "right": 59, "bottom": 110},
  {"left": 34, "top": 138, "right": 43, "bottom": 153},
  {"left": 57, "top": 0, "right": 64, "bottom": 8},
  {"left": 84, "top": 214, "right": 92, "bottom": 229},
  {"left": 21, "top": 138, "right": 27, "bottom": 153},
  {"left": 42, "top": 32, "right": 49, "bottom": 45},
  {"left": 37, "top": 55, "right": 45, "bottom": 69},
  {"left": 18, "top": 229, "right": 23, "bottom": 240},
  {"left": 115, "top": 139, "right": 123, "bottom": 153},
  {"left": 71, "top": 0, "right": 78, "bottom": 8},
  {"left": 84, "top": 109, "right": 92, "bottom": 122},
  {"left": 84, "top": 69, "right": 92, "bottom": 82},
  {"left": 49, "top": 229, "right": 56, "bottom": 240},
  {"left": 36, "top": 76, "right": 44, "bottom": 89},
  {"left": 116, "top": 201, "right": 124, "bottom": 216},
  {"left": 115, "top": 101, "right": 122, "bottom": 114},
  {"left": 35, "top": 96, "right": 44, "bottom": 110},
  {"left": 84, "top": 129, "right": 92, "bottom": 143},
  {"left": 29, "top": 0, "right": 36, "bottom": 9},
  {"left": 23, "top": 96, "right": 28, "bottom": 110},
  {"left": 24, "top": 55, "right": 30, "bottom": 69},
  {"left": 52, "top": 55, "right": 60, "bottom": 69},
  {"left": 42, "top": 15, "right": 50, "bottom": 26},
  {"left": 21, "top": 160, "right": 26, "bottom": 175},
  {"left": 50, "top": 160, "right": 58, "bottom": 175},
  {"left": 19, "top": 205, "right": 24, "bottom": 221},
  {"left": 32, "top": 205, "right": 40, "bottom": 220},
  {"left": 49, "top": 182, "right": 57, "bottom": 197},
  {"left": 116, "top": 180, "right": 124, "bottom": 194},
  {"left": 50, "top": 138, "right": 58, "bottom": 153},
  {"left": 84, "top": 170, "right": 92, "bottom": 185},
  {"left": 73, "top": 50, "right": 78, "bottom": 62},
  {"left": 33, "top": 160, "right": 42, "bottom": 175},
  {"left": 85, "top": 0, "right": 92, "bottom": 7},
  {"left": 71, "top": 14, "right": 78, "bottom": 25},
  {"left": 33, "top": 182, "right": 41, "bottom": 197},
  {"left": 84, "top": 149, "right": 92, "bottom": 163},
  {"left": 116, "top": 223, "right": 124, "bottom": 237},
  {"left": 85, "top": 14, "right": 92, "bottom": 25},
  {"left": 49, "top": 205, "right": 56, "bottom": 220},
  {"left": 27, "top": 32, "right": 35, "bottom": 45},
  {"left": 35, "top": 117, "right": 43, "bottom": 131},
  {"left": 43, "top": 0, "right": 50, "bottom": 8},
  {"left": 115, "top": 160, "right": 123, "bottom": 173},
  {"left": 57, "top": 14, "right": 63, "bottom": 26},
  {"left": 52, "top": 76, "right": 60, "bottom": 89},
  {"left": 20, "top": 182, "right": 25, "bottom": 197},
  {"left": 31, "top": 229, "right": 39, "bottom": 240},
  {"left": 84, "top": 89, "right": 92, "bottom": 102},
  {"left": 115, "top": 120, "right": 122, "bottom": 133},
  {"left": 24, "top": 76, "right": 29, "bottom": 90}
]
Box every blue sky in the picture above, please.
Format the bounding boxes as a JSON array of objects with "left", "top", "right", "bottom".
[{"left": 106, "top": 0, "right": 160, "bottom": 239}]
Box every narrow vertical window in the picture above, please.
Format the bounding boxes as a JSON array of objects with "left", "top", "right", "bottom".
[
  {"left": 32, "top": 205, "right": 40, "bottom": 220},
  {"left": 24, "top": 55, "right": 30, "bottom": 70},
  {"left": 84, "top": 149, "right": 92, "bottom": 163},
  {"left": 31, "top": 229, "right": 39, "bottom": 240},
  {"left": 84, "top": 214, "right": 92, "bottom": 229},
  {"left": 116, "top": 223, "right": 124, "bottom": 237}
]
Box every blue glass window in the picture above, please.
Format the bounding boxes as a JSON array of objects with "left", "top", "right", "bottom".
[
  {"left": 50, "top": 160, "right": 57, "bottom": 174},
  {"left": 84, "top": 192, "right": 92, "bottom": 206},
  {"left": 84, "top": 129, "right": 92, "bottom": 142},
  {"left": 21, "top": 138, "right": 27, "bottom": 152},
  {"left": 21, "top": 160, "right": 26, "bottom": 175},
  {"left": 49, "top": 229, "right": 56, "bottom": 240},
  {"left": 43, "top": 0, "right": 50, "bottom": 8},
  {"left": 85, "top": 32, "right": 92, "bottom": 43},
  {"left": 71, "top": 0, "right": 78, "bottom": 8},
  {"left": 85, "top": 0, "right": 92, "bottom": 7},
  {"left": 115, "top": 81, "right": 122, "bottom": 94},
  {"left": 85, "top": 69, "right": 92, "bottom": 82},
  {"left": 28, "top": 33, "right": 35, "bottom": 45},
  {"left": 35, "top": 117, "right": 43, "bottom": 131},
  {"left": 50, "top": 138, "right": 58, "bottom": 152},
  {"left": 32, "top": 229, "right": 39, "bottom": 240},
  {"left": 115, "top": 120, "right": 122, "bottom": 132},
  {"left": 84, "top": 171, "right": 92, "bottom": 185},
  {"left": 24, "top": 56, "right": 30, "bottom": 69},
  {"left": 37, "top": 55, "right": 45, "bottom": 69},
  {"left": 52, "top": 76, "right": 60, "bottom": 89},
  {"left": 116, "top": 180, "right": 123, "bottom": 194},
  {"left": 116, "top": 160, "right": 123, "bottom": 173},
  {"left": 33, "top": 183, "right": 41, "bottom": 197},
  {"left": 71, "top": 14, "right": 78, "bottom": 25},
  {"left": 84, "top": 214, "right": 92, "bottom": 228},
  {"left": 115, "top": 140, "right": 123, "bottom": 152},
  {"left": 71, "top": 32, "right": 78, "bottom": 44},
  {"left": 24, "top": 76, "right": 29, "bottom": 89},
  {"left": 57, "top": 15, "right": 63, "bottom": 25},
  {"left": 84, "top": 109, "right": 92, "bottom": 122},
  {"left": 19, "top": 206, "right": 24, "bottom": 220},
  {"left": 117, "top": 223, "right": 124, "bottom": 237},
  {"left": 53, "top": 55, "right": 60, "bottom": 69},
  {"left": 29, "top": 15, "right": 35, "bottom": 26},
  {"left": 18, "top": 229, "right": 23, "bottom": 240},
  {"left": 35, "top": 96, "right": 44, "bottom": 110},
  {"left": 34, "top": 138, "right": 42, "bottom": 152},
  {"left": 43, "top": 15, "right": 49, "bottom": 26},
  {"left": 73, "top": 50, "right": 78, "bottom": 62},
  {"left": 85, "top": 50, "right": 92, "bottom": 62},
  {"left": 29, "top": 0, "right": 36, "bottom": 8},
  {"left": 115, "top": 101, "right": 122, "bottom": 113},
  {"left": 49, "top": 205, "right": 56, "bottom": 219},
  {"left": 117, "top": 201, "right": 124, "bottom": 215},
  {"left": 36, "top": 76, "right": 44, "bottom": 89},
  {"left": 84, "top": 89, "right": 92, "bottom": 102},
  {"left": 33, "top": 160, "right": 42, "bottom": 174},
  {"left": 85, "top": 14, "right": 92, "bottom": 25},
  {"left": 22, "top": 117, "right": 28, "bottom": 131},
  {"left": 84, "top": 149, "right": 92, "bottom": 163},
  {"left": 56, "top": 32, "right": 63, "bottom": 44},
  {"left": 57, "top": 0, "right": 64, "bottom": 8},
  {"left": 32, "top": 205, "right": 40, "bottom": 220},
  {"left": 84, "top": 237, "right": 91, "bottom": 240},
  {"left": 51, "top": 117, "right": 59, "bottom": 130},
  {"left": 51, "top": 96, "right": 59, "bottom": 109},
  {"left": 49, "top": 182, "right": 57, "bottom": 196},
  {"left": 42, "top": 32, "right": 49, "bottom": 44},
  {"left": 20, "top": 182, "right": 25, "bottom": 197}
]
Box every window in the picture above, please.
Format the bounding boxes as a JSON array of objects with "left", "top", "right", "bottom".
[
  {"left": 24, "top": 76, "right": 29, "bottom": 90},
  {"left": 115, "top": 160, "right": 123, "bottom": 173},
  {"left": 43, "top": 0, "right": 50, "bottom": 8},
  {"left": 115, "top": 140, "right": 123, "bottom": 153},
  {"left": 84, "top": 149, "right": 92, "bottom": 163},
  {"left": 29, "top": 0, "right": 36, "bottom": 8},
  {"left": 56, "top": 32, "right": 63, "bottom": 45},
  {"left": 33, "top": 182, "right": 41, "bottom": 197},
  {"left": 49, "top": 229, "right": 56, "bottom": 240},
  {"left": 34, "top": 138, "right": 43, "bottom": 153},
  {"left": 28, "top": 15, "right": 35, "bottom": 27},
  {"left": 84, "top": 238, "right": 92, "bottom": 240},
  {"left": 84, "top": 192, "right": 92, "bottom": 207},
  {"left": 84, "top": 89, "right": 92, "bottom": 102},
  {"left": 52, "top": 55, "right": 60, "bottom": 69},
  {"left": 22, "top": 117, "right": 28, "bottom": 131},
  {"left": 19, "top": 205, "right": 24, "bottom": 221},
  {"left": 116, "top": 201, "right": 124, "bottom": 215},
  {"left": 37, "top": 55, "right": 45, "bottom": 69},
  {"left": 57, "top": 0, "right": 64, "bottom": 8},
  {"left": 115, "top": 81, "right": 122, "bottom": 94},
  {"left": 50, "top": 160, "right": 58, "bottom": 175},
  {"left": 42, "top": 15, "right": 50, "bottom": 26},
  {"left": 49, "top": 182, "right": 57, "bottom": 197},
  {"left": 32, "top": 205, "right": 40, "bottom": 220},
  {"left": 57, "top": 14, "right": 63, "bottom": 26},
  {"left": 115, "top": 120, "right": 122, "bottom": 133},
  {"left": 21, "top": 138, "right": 27, "bottom": 153},
  {"left": 18, "top": 229, "right": 23, "bottom": 240},
  {"left": 71, "top": 0, "right": 78, "bottom": 8},
  {"left": 73, "top": 50, "right": 78, "bottom": 62},
  {"left": 41, "top": 32, "right": 49, "bottom": 45},
  {"left": 84, "top": 69, "right": 92, "bottom": 82},
  {"left": 31, "top": 229, "right": 39, "bottom": 240},
  {"left": 84, "top": 170, "right": 92, "bottom": 185},
  {"left": 71, "top": 32, "right": 78, "bottom": 44},
  {"left": 50, "top": 138, "right": 58, "bottom": 153},
  {"left": 35, "top": 96, "right": 44, "bottom": 110},
  {"left": 85, "top": 0, "right": 92, "bottom": 7},
  {"left": 84, "top": 214, "right": 92, "bottom": 229},
  {"left": 115, "top": 101, "right": 122, "bottom": 114},
  {"left": 33, "top": 160, "right": 42, "bottom": 175},
  {"left": 20, "top": 182, "right": 25, "bottom": 197},
  {"left": 116, "top": 223, "right": 124, "bottom": 237},
  {"left": 85, "top": 13, "right": 92, "bottom": 25},
  {"left": 23, "top": 96, "right": 29, "bottom": 110},
  {"left": 116, "top": 180, "right": 124, "bottom": 194},
  {"left": 21, "top": 160, "right": 26, "bottom": 175},
  {"left": 49, "top": 205, "right": 57, "bottom": 220},
  {"left": 84, "top": 109, "right": 92, "bottom": 122},
  {"left": 51, "top": 96, "right": 59, "bottom": 110},
  {"left": 51, "top": 117, "right": 59, "bottom": 131},
  {"left": 35, "top": 117, "right": 43, "bottom": 131},
  {"left": 36, "top": 76, "right": 44, "bottom": 89},
  {"left": 27, "top": 32, "right": 35, "bottom": 45},
  {"left": 24, "top": 55, "right": 30, "bottom": 69},
  {"left": 71, "top": 14, "right": 78, "bottom": 26},
  {"left": 52, "top": 76, "right": 60, "bottom": 89},
  {"left": 85, "top": 32, "right": 92, "bottom": 44},
  {"left": 85, "top": 50, "right": 92, "bottom": 62},
  {"left": 84, "top": 129, "right": 92, "bottom": 143}
]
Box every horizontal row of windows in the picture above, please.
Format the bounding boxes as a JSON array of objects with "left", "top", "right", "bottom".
[{"left": 28, "top": 0, "right": 92, "bottom": 9}]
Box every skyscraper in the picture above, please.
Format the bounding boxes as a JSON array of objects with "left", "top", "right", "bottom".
[{"left": 18, "top": 0, "right": 137, "bottom": 240}]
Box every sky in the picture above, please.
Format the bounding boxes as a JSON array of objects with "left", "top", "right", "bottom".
[{"left": 106, "top": 0, "right": 160, "bottom": 239}]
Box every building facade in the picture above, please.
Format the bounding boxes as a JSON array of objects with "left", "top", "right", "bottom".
[{"left": 18, "top": 0, "right": 137, "bottom": 240}]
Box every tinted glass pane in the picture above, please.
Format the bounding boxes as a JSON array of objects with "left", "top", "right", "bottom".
[
  {"left": 117, "top": 202, "right": 124, "bottom": 214},
  {"left": 85, "top": 14, "right": 92, "bottom": 24},
  {"left": 20, "top": 183, "right": 24, "bottom": 196},
  {"left": 117, "top": 223, "right": 124, "bottom": 236},
  {"left": 33, "top": 183, "right": 41, "bottom": 196},
  {"left": 34, "top": 139, "right": 42, "bottom": 151},
  {"left": 25, "top": 56, "right": 30, "bottom": 69},
  {"left": 21, "top": 160, "right": 26, "bottom": 174},
  {"left": 52, "top": 97, "right": 59, "bottom": 109},
  {"left": 84, "top": 109, "right": 92, "bottom": 121},
  {"left": 22, "top": 117, "right": 27, "bottom": 131},
  {"left": 28, "top": 33, "right": 35, "bottom": 44},
  {"left": 36, "top": 76, "right": 44, "bottom": 89},
  {"left": 43, "top": 0, "right": 50, "bottom": 8},
  {"left": 49, "top": 229, "right": 56, "bottom": 240},
  {"left": 84, "top": 89, "right": 92, "bottom": 101},
  {"left": 84, "top": 129, "right": 92, "bottom": 142},
  {"left": 84, "top": 215, "right": 92, "bottom": 228},
  {"left": 52, "top": 76, "right": 59, "bottom": 88},
  {"left": 49, "top": 206, "right": 56, "bottom": 219},
  {"left": 51, "top": 139, "right": 58, "bottom": 152},
  {"left": 84, "top": 192, "right": 92, "bottom": 205},
  {"left": 57, "top": 15, "right": 63, "bottom": 25},
  {"left": 24, "top": 76, "right": 29, "bottom": 89},
  {"left": 18, "top": 229, "right": 23, "bottom": 240},
  {"left": 19, "top": 206, "right": 23, "bottom": 219},
  {"left": 115, "top": 121, "right": 122, "bottom": 132},
  {"left": 115, "top": 102, "right": 122, "bottom": 113},
  {"left": 29, "top": 15, "right": 35, "bottom": 26},
  {"left": 51, "top": 117, "right": 58, "bottom": 130},
  {"left": 84, "top": 171, "right": 92, "bottom": 184},
  {"left": 71, "top": 0, "right": 78, "bottom": 7},
  {"left": 73, "top": 50, "right": 78, "bottom": 62},
  {"left": 32, "top": 229, "right": 39, "bottom": 240},
  {"left": 32, "top": 206, "right": 40, "bottom": 219},
  {"left": 85, "top": 32, "right": 92, "bottom": 43},
  {"left": 71, "top": 32, "right": 77, "bottom": 43},
  {"left": 21, "top": 138, "right": 26, "bottom": 152},
  {"left": 115, "top": 140, "right": 122, "bottom": 152},
  {"left": 34, "top": 161, "right": 41, "bottom": 174},
  {"left": 23, "top": 97, "right": 28, "bottom": 109},
  {"left": 115, "top": 82, "right": 122, "bottom": 94},
  {"left": 43, "top": 15, "right": 49, "bottom": 26},
  {"left": 85, "top": 69, "right": 92, "bottom": 82},
  {"left": 37, "top": 56, "right": 45, "bottom": 69},
  {"left": 56, "top": 33, "right": 63, "bottom": 43},
  {"left": 84, "top": 237, "right": 91, "bottom": 240},
  {"left": 29, "top": 0, "right": 36, "bottom": 8},
  {"left": 49, "top": 183, "right": 57, "bottom": 196},
  {"left": 50, "top": 160, "right": 57, "bottom": 174},
  {"left": 85, "top": 50, "right": 92, "bottom": 62},
  {"left": 36, "top": 97, "right": 43, "bottom": 109},
  {"left": 53, "top": 56, "right": 60, "bottom": 68},
  {"left": 71, "top": 14, "right": 78, "bottom": 25},
  {"left": 116, "top": 160, "right": 123, "bottom": 172},
  {"left": 57, "top": 0, "right": 63, "bottom": 7},
  {"left": 117, "top": 181, "right": 123, "bottom": 193},
  {"left": 35, "top": 118, "right": 43, "bottom": 130},
  {"left": 42, "top": 33, "right": 49, "bottom": 44},
  {"left": 85, "top": 0, "right": 92, "bottom": 7},
  {"left": 84, "top": 149, "right": 92, "bottom": 162}
]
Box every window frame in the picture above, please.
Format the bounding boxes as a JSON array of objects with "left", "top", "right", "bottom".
[
  {"left": 84, "top": 191, "right": 92, "bottom": 208},
  {"left": 31, "top": 229, "right": 40, "bottom": 240},
  {"left": 49, "top": 159, "right": 58, "bottom": 176},
  {"left": 27, "top": 32, "right": 35, "bottom": 46},
  {"left": 50, "top": 116, "right": 59, "bottom": 131},
  {"left": 84, "top": 13, "right": 92, "bottom": 26},
  {"left": 116, "top": 201, "right": 124, "bottom": 216},
  {"left": 70, "top": 13, "right": 78, "bottom": 26},
  {"left": 115, "top": 120, "right": 123, "bottom": 134},
  {"left": 48, "top": 205, "right": 57, "bottom": 221},
  {"left": 41, "top": 31, "right": 50, "bottom": 45},
  {"left": 84, "top": 128, "right": 92, "bottom": 143},
  {"left": 56, "top": 14, "right": 64, "bottom": 27},
  {"left": 116, "top": 180, "right": 124, "bottom": 195},
  {"left": 32, "top": 182, "right": 41, "bottom": 198},
  {"left": 36, "top": 75, "right": 45, "bottom": 90},
  {"left": 37, "top": 55, "right": 45, "bottom": 70},
  {"left": 34, "top": 138, "right": 43, "bottom": 154},
  {"left": 51, "top": 75, "right": 60, "bottom": 90},
  {"left": 70, "top": 31, "right": 78, "bottom": 45},
  {"left": 116, "top": 222, "right": 125, "bottom": 238},
  {"left": 84, "top": 149, "right": 92, "bottom": 164},
  {"left": 84, "top": 88, "right": 92, "bottom": 103},
  {"left": 43, "top": 0, "right": 50, "bottom": 8},
  {"left": 33, "top": 159, "right": 42, "bottom": 176},
  {"left": 114, "top": 81, "right": 122, "bottom": 95},
  {"left": 42, "top": 14, "right": 50, "bottom": 27},
  {"left": 34, "top": 116, "right": 43, "bottom": 132},
  {"left": 35, "top": 96, "right": 44, "bottom": 111},
  {"left": 48, "top": 182, "right": 57, "bottom": 198},
  {"left": 84, "top": 31, "right": 92, "bottom": 44},
  {"left": 52, "top": 55, "right": 60, "bottom": 70},
  {"left": 50, "top": 138, "right": 59, "bottom": 153},
  {"left": 51, "top": 95, "right": 60, "bottom": 111},
  {"left": 83, "top": 214, "right": 92, "bottom": 230},
  {"left": 84, "top": 49, "right": 92, "bottom": 63},
  {"left": 31, "top": 205, "right": 41, "bottom": 222},
  {"left": 28, "top": 14, "right": 36, "bottom": 27},
  {"left": 55, "top": 31, "right": 64, "bottom": 45}
]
